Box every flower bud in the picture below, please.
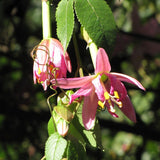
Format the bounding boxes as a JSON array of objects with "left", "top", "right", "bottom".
[{"left": 56, "top": 119, "right": 69, "bottom": 137}]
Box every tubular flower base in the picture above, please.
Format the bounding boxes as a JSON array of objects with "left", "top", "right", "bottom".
[
  {"left": 51, "top": 48, "right": 145, "bottom": 130},
  {"left": 32, "top": 38, "right": 72, "bottom": 90}
]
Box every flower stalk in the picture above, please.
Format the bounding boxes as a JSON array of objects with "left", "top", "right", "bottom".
[
  {"left": 81, "top": 28, "right": 98, "bottom": 69},
  {"left": 88, "top": 40, "right": 98, "bottom": 69},
  {"left": 42, "top": 0, "right": 52, "bottom": 39}
]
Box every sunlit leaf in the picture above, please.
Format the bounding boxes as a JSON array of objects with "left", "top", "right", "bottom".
[
  {"left": 48, "top": 117, "right": 56, "bottom": 136},
  {"left": 45, "top": 133, "right": 67, "bottom": 160}
]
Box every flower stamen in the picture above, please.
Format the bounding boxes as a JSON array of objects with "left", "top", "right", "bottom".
[
  {"left": 98, "top": 100, "right": 105, "bottom": 110},
  {"left": 114, "top": 91, "right": 119, "bottom": 99},
  {"left": 103, "top": 91, "right": 116, "bottom": 113},
  {"left": 103, "top": 91, "right": 123, "bottom": 112},
  {"left": 38, "top": 68, "right": 41, "bottom": 75},
  {"left": 104, "top": 91, "right": 110, "bottom": 100}
]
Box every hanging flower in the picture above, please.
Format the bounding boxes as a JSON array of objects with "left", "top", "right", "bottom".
[
  {"left": 32, "top": 38, "right": 72, "bottom": 90},
  {"left": 51, "top": 48, "right": 145, "bottom": 130}
]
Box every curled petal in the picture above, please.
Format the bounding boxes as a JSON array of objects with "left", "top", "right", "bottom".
[
  {"left": 120, "top": 95, "right": 136, "bottom": 122},
  {"left": 111, "top": 72, "right": 145, "bottom": 91},
  {"left": 50, "top": 76, "right": 93, "bottom": 89},
  {"left": 95, "top": 48, "right": 111, "bottom": 74}
]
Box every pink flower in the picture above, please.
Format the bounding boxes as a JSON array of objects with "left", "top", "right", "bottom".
[
  {"left": 33, "top": 38, "right": 72, "bottom": 90},
  {"left": 51, "top": 48, "right": 145, "bottom": 130}
]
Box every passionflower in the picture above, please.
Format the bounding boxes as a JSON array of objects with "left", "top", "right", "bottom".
[
  {"left": 32, "top": 38, "right": 72, "bottom": 90},
  {"left": 51, "top": 48, "right": 145, "bottom": 130}
]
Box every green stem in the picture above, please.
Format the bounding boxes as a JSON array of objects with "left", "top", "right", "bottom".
[
  {"left": 81, "top": 27, "right": 98, "bottom": 69},
  {"left": 88, "top": 40, "right": 98, "bottom": 69},
  {"left": 42, "top": 0, "right": 52, "bottom": 39},
  {"left": 73, "top": 33, "right": 84, "bottom": 77},
  {"left": 47, "top": 94, "right": 57, "bottom": 132}
]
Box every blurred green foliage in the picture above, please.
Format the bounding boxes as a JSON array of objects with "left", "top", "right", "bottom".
[{"left": 0, "top": 0, "right": 160, "bottom": 159}]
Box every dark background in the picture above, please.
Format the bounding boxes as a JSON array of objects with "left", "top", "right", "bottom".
[{"left": 0, "top": 0, "right": 160, "bottom": 159}]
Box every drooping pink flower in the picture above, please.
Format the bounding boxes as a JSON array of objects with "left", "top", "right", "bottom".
[
  {"left": 51, "top": 48, "right": 145, "bottom": 130},
  {"left": 32, "top": 38, "right": 72, "bottom": 90}
]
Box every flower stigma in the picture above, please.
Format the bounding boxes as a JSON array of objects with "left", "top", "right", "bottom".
[{"left": 101, "top": 74, "right": 108, "bottom": 82}]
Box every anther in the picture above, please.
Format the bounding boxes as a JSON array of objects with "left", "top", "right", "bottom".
[
  {"left": 114, "top": 91, "right": 119, "bottom": 99},
  {"left": 38, "top": 68, "right": 41, "bottom": 75},
  {"left": 98, "top": 101, "right": 105, "bottom": 109},
  {"left": 104, "top": 92, "right": 110, "bottom": 100}
]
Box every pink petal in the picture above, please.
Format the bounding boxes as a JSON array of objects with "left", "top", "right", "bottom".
[
  {"left": 49, "top": 40, "right": 67, "bottom": 77},
  {"left": 41, "top": 80, "right": 49, "bottom": 91},
  {"left": 105, "top": 73, "right": 136, "bottom": 122},
  {"left": 70, "top": 83, "right": 93, "bottom": 103},
  {"left": 82, "top": 90, "right": 98, "bottom": 130},
  {"left": 48, "top": 38, "right": 72, "bottom": 75},
  {"left": 34, "top": 44, "right": 48, "bottom": 74},
  {"left": 92, "top": 75, "right": 105, "bottom": 101},
  {"left": 50, "top": 75, "right": 93, "bottom": 89},
  {"left": 95, "top": 48, "right": 111, "bottom": 74},
  {"left": 120, "top": 95, "right": 136, "bottom": 122},
  {"left": 49, "top": 38, "right": 64, "bottom": 64},
  {"left": 111, "top": 72, "right": 145, "bottom": 91}
]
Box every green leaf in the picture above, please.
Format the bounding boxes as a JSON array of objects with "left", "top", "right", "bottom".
[
  {"left": 65, "top": 138, "right": 87, "bottom": 160},
  {"left": 65, "top": 141, "right": 79, "bottom": 160},
  {"left": 45, "top": 133, "right": 67, "bottom": 160},
  {"left": 56, "top": 0, "right": 74, "bottom": 52},
  {"left": 75, "top": 0, "right": 117, "bottom": 52},
  {"left": 48, "top": 117, "right": 56, "bottom": 136}
]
